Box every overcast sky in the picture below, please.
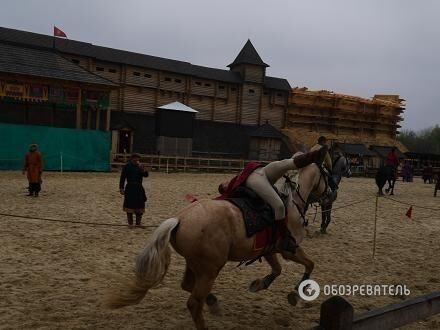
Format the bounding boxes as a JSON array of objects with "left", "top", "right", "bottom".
[{"left": 1, "top": 0, "right": 439, "bottom": 131}]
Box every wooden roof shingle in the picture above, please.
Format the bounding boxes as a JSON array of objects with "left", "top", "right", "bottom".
[{"left": 0, "top": 42, "right": 116, "bottom": 86}]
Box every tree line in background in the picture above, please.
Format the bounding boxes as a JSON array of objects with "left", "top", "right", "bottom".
[{"left": 398, "top": 125, "right": 440, "bottom": 154}]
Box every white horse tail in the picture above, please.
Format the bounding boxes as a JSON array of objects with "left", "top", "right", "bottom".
[{"left": 105, "top": 218, "right": 179, "bottom": 309}]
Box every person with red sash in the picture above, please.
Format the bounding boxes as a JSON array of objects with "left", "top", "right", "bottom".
[{"left": 23, "top": 144, "right": 43, "bottom": 197}]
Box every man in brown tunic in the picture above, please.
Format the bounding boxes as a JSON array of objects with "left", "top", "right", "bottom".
[{"left": 23, "top": 144, "right": 43, "bottom": 197}]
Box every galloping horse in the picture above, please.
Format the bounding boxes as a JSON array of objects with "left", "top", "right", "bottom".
[
  {"left": 318, "top": 155, "right": 351, "bottom": 233},
  {"left": 105, "top": 163, "right": 327, "bottom": 329},
  {"left": 376, "top": 165, "right": 397, "bottom": 196}
]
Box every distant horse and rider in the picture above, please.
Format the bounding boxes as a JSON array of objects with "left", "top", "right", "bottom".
[
  {"left": 105, "top": 145, "right": 342, "bottom": 329},
  {"left": 376, "top": 147, "right": 399, "bottom": 196},
  {"left": 308, "top": 136, "right": 352, "bottom": 233},
  {"left": 316, "top": 153, "right": 351, "bottom": 233}
]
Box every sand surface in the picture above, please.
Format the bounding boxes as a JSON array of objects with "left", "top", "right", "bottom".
[{"left": 0, "top": 171, "right": 439, "bottom": 329}]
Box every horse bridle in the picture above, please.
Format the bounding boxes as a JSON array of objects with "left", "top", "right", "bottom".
[{"left": 284, "top": 168, "right": 327, "bottom": 227}]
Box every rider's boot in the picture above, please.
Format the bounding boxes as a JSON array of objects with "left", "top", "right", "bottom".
[{"left": 293, "top": 146, "right": 328, "bottom": 169}]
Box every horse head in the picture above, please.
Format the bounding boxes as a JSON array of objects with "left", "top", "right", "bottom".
[
  {"left": 332, "top": 153, "right": 351, "bottom": 185},
  {"left": 275, "top": 162, "right": 328, "bottom": 244}
]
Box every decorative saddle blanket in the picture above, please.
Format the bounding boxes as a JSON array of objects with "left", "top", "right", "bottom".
[{"left": 226, "top": 186, "right": 289, "bottom": 250}]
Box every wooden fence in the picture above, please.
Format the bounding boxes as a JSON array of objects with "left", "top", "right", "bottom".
[
  {"left": 111, "top": 153, "right": 270, "bottom": 173},
  {"left": 317, "top": 292, "right": 440, "bottom": 329}
]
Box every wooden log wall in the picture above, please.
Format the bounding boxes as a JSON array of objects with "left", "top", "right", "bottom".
[
  {"left": 125, "top": 67, "right": 158, "bottom": 88},
  {"left": 240, "top": 84, "right": 261, "bottom": 125},
  {"left": 63, "top": 55, "right": 291, "bottom": 130},
  {"left": 191, "top": 79, "right": 215, "bottom": 97},
  {"left": 244, "top": 65, "right": 264, "bottom": 83},
  {"left": 123, "top": 86, "right": 155, "bottom": 114},
  {"left": 189, "top": 95, "right": 213, "bottom": 120},
  {"left": 213, "top": 91, "right": 238, "bottom": 122}
]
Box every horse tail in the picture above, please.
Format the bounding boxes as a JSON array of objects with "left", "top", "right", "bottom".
[{"left": 104, "top": 218, "right": 179, "bottom": 309}]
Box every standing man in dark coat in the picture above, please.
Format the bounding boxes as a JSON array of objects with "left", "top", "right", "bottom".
[
  {"left": 119, "top": 154, "right": 149, "bottom": 227},
  {"left": 23, "top": 144, "right": 43, "bottom": 197}
]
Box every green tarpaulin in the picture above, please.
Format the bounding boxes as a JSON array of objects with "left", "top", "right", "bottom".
[{"left": 0, "top": 123, "right": 110, "bottom": 171}]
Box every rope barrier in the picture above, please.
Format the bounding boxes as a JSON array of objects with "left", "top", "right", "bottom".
[
  {"left": 308, "top": 196, "right": 376, "bottom": 217},
  {"left": 0, "top": 197, "right": 372, "bottom": 231},
  {"left": 0, "top": 212, "right": 158, "bottom": 229},
  {"left": 382, "top": 196, "right": 440, "bottom": 212},
  {"left": 0, "top": 195, "right": 437, "bottom": 231}
]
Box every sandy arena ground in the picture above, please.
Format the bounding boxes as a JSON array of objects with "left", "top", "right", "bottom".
[{"left": 0, "top": 170, "right": 439, "bottom": 329}]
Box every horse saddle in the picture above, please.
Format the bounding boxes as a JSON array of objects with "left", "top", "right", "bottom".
[{"left": 227, "top": 186, "right": 289, "bottom": 238}]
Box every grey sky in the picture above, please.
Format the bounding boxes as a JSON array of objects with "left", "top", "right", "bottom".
[{"left": 1, "top": 0, "right": 439, "bottom": 131}]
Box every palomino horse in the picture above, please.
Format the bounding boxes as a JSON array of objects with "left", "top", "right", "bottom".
[
  {"left": 105, "top": 163, "right": 327, "bottom": 329},
  {"left": 318, "top": 155, "right": 351, "bottom": 233},
  {"left": 376, "top": 165, "right": 397, "bottom": 196}
]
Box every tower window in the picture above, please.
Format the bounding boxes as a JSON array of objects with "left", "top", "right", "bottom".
[
  {"left": 144, "top": 73, "right": 152, "bottom": 78},
  {"left": 175, "top": 79, "right": 182, "bottom": 83},
  {"left": 249, "top": 89, "right": 255, "bottom": 94},
  {"left": 218, "top": 85, "right": 225, "bottom": 90},
  {"left": 231, "top": 87, "right": 237, "bottom": 92},
  {"left": 96, "top": 67, "right": 104, "bottom": 71},
  {"left": 71, "top": 59, "right": 80, "bottom": 64},
  {"left": 205, "top": 83, "right": 211, "bottom": 87},
  {"left": 195, "top": 81, "right": 202, "bottom": 86},
  {"left": 164, "top": 77, "right": 172, "bottom": 82},
  {"left": 109, "top": 68, "right": 117, "bottom": 73},
  {"left": 133, "top": 71, "right": 141, "bottom": 76}
]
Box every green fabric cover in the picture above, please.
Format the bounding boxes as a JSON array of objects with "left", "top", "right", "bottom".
[{"left": 0, "top": 123, "right": 110, "bottom": 171}]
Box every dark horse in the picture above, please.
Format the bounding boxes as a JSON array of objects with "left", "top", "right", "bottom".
[
  {"left": 376, "top": 165, "right": 397, "bottom": 196},
  {"left": 318, "top": 154, "right": 351, "bottom": 233}
]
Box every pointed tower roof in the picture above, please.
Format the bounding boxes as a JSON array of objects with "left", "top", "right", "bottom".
[{"left": 228, "top": 40, "right": 269, "bottom": 68}]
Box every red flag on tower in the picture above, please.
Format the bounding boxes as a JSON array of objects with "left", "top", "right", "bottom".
[
  {"left": 405, "top": 206, "right": 413, "bottom": 219},
  {"left": 53, "top": 26, "right": 67, "bottom": 38}
]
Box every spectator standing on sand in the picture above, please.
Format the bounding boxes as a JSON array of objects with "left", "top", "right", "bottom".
[
  {"left": 119, "top": 153, "right": 149, "bottom": 227},
  {"left": 23, "top": 144, "right": 43, "bottom": 197}
]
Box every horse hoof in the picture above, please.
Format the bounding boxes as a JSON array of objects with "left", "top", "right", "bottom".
[
  {"left": 249, "top": 279, "right": 264, "bottom": 293},
  {"left": 206, "top": 293, "right": 218, "bottom": 306},
  {"left": 390, "top": 193, "right": 394, "bottom": 196},
  {"left": 320, "top": 228, "right": 327, "bottom": 234},
  {"left": 206, "top": 294, "right": 221, "bottom": 315},
  {"left": 287, "top": 292, "right": 300, "bottom": 306}
]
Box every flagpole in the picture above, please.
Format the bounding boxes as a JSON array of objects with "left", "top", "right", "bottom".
[{"left": 52, "top": 25, "right": 56, "bottom": 50}]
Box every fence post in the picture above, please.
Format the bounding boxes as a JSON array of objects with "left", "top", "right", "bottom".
[
  {"left": 320, "top": 296, "right": 354, "bottom": 330},
  {"left": 166, "top": 158, "right": 169, "bottom": 174},
  {"left": 60, "top": 152, "right": 63, "bottom": 173}
]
